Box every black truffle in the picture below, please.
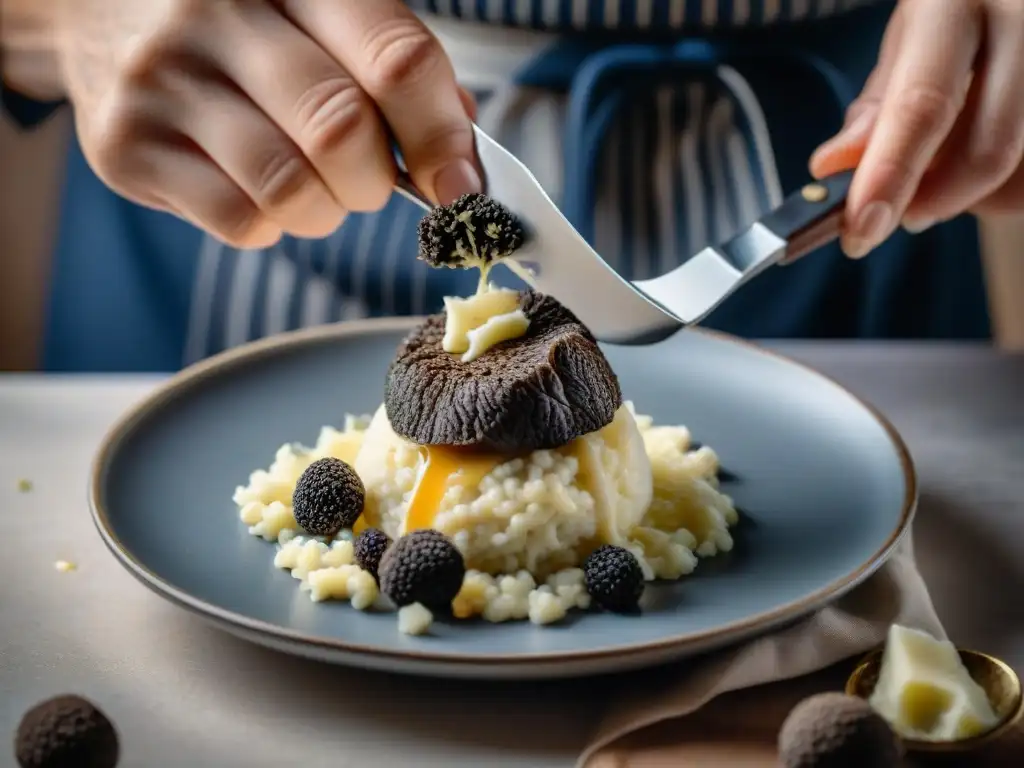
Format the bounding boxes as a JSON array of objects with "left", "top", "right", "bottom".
[
  {"left": 416, "top": 193, "right": 525, "bottom": 270},
  {"left": 385, "top": 291, "right": 622, "bottom": 452},
  {"left": 15, "top": 694, "right": 119, "bottom": 768},
  {"left": 354, "top": 528, "right": 391, "bottom": 582},
  {"left": 583, "top": 545, "right": 645, "bottom": 613},
  {"left": 292, "top": 457, "right": 365, "bottom": 537},
  {"left": 379, "top": 529, "right": 465, "bottom": 610},
  {"left": 778, "top": 693, "right": 902, "bottom": 768}
]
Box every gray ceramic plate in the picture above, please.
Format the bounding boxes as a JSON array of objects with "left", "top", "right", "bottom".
[{"left": 90, "top": 319, "right": 915, "bottom": 680}]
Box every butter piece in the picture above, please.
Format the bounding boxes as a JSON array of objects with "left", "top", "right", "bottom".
[
  {"left": 869, "top": 624, "right": 1000, "bottom": 741},
  {"left": 442, "top": 286, "right": 528, "bottom": 360},
  {"left": 462, "top": 310, "right": 529, "bottom": 362},
  {"left": 571, "top": 405, "right": 653, "bottom": 568}
]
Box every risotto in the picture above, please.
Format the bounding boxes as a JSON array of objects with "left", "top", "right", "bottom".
[{"left": 233, "top": 402, "right": 737, "bottom": 630}]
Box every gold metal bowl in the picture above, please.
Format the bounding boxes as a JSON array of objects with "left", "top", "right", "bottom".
[{"left": 845, "top": 649, "right": 1023, "bottom": 754}]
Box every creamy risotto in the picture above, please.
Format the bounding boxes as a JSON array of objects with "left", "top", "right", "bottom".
[{"left": 233, "top": 403, "right": 737, "bottom": 630}]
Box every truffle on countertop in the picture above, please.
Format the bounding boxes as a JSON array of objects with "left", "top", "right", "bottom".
[
  {"left": 15, "top": 694, "right": 119, "bottom": 768},
  {"left": 778, "top": 692, "right": 903, "bottom": 768}
]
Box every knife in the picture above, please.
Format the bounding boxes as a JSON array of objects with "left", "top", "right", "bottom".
[{"left": 394, "top": 125, "right": 853, "bottom": 346}]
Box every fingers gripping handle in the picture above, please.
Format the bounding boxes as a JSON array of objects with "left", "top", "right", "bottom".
[{"left": 761, "top": 171, "right": 854, "bottom": 265}]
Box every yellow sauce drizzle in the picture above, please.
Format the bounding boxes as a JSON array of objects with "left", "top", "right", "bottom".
[{"left": 402, "top": 446, "right": 504, "bottom": 534}]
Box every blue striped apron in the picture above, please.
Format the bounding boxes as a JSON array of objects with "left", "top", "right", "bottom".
[{"left": 39, "top": 0, "right": 990, "bottom": 372}]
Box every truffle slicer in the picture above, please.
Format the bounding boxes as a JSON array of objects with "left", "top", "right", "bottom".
[{"left": 394, "top": 125, "right": 854, "bottom": 345}]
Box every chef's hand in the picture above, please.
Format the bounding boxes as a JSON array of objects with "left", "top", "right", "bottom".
[
  {"left": 54, "top": 0, "right": 478, "bottom": 247},
  {"left": 810, "top": 0, "right": 1024, "bottom": 258}
]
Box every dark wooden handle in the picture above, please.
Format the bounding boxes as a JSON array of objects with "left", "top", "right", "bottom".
[{"left": 759, "top": 171, "right": 853, "bottom": 265}]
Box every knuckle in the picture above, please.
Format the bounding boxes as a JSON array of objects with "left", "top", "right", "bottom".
[
  {"left": 117, "top": 1, "right": 213, "bottom": 88},
  {"left": 295, "top": 78, "right": 370, "bottom": 157},
  {"left": 163, "top": 0, "right": 218, "bottom": 38},
  {"left": 363, "top": 22, "right": 442, "bottom": 92},
  {"left": 969, "top": 130, "right": 1024, "bottom": 182},
  {"left": 843, "top": 98, "right": 878, "bottom": 127},
  {"left": 411, "top": 123, "right": 474, "bottom": 168},
  {"left": 899, "top": 84, "right": 959, "bottom": 134},
  {"left": 89, "top": 92, "right": 147, "bottom": 183},
  {"left": 252, "top": 148, "right": 314, "bottom": 210},
  {"left": 844, "top": 99, "right": 872, "bottom": 120},
  {"left": 968, "top": 144, "right": 1021, "bottom": 183},
  {"left": 979, "top": 167, "right": 1024, "bottom": 214},
  {"left": 167, "top": 0, "right": 209, "bottom": 22},
  {"left": 118, "top": 20, "right": 185, "bottom": 85},
  {"left": 207, "top": 188, "right": 263, "bottom": 244},
  {"left": 868, "top": 156, "right": 917, "bottom": 198},
  {"left": 118, "top": 45, "right": 158, "bottom": 88}
]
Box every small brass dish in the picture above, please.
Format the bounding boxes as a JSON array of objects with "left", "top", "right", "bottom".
[{"left": 846, "top": 648, "right": 1023, "bottom": 754}]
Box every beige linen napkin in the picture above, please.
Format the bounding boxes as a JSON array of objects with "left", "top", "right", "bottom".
[{"left": 580, "top": 534, "right": 946, "bottom": 767}]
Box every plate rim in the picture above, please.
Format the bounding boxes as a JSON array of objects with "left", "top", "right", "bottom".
[{"left": 88, "top": 319, "right": 917, "bottom": 667}]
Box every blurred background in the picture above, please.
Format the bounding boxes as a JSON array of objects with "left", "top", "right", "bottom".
[{"left": 5, "top": 109, "right": 1023, "bottom": 372}]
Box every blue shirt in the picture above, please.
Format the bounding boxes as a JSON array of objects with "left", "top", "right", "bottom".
[{"left": 2, "top": 0, "right": 991, "bottom": 372}]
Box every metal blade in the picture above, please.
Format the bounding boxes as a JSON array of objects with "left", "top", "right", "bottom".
[
  {"left": 397, "top": 126, "right": 790, "bottom": 344},
  {"left": 471, "top": 127, "right": 677, "bottom": 345},
  {"left": 633, "top": 223, "right": 788, "bottom": 326}
]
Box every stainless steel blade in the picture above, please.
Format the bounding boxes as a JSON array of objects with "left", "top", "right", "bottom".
[
  {"left": 393, "top": 126, "right": 851, "bottom": 345},
  {"left": 469, "top": 127, "right": 678, "bottom": 344},
  {"left": 633, "top": 223, "right": 788, "bottom": 326}
]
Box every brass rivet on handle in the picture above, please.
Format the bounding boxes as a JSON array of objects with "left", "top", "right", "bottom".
[{"left": 801, "top": 183, "right": 829, "bottom": 203}]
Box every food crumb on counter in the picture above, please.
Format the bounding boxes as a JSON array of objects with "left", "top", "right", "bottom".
[
  {"left": 54, "top": 560, "right": 77, "bottom": 572},
  {"left": 17, "top": 478, "right": 33, "bottom": 492}
]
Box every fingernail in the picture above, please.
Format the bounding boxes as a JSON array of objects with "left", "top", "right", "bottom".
[
  {"left": 842, "top": 237, "right": 870, "bottom": 260},
  {"left": 844, "top": 200, "right": 893, "bottom": 259},
  {"left": 433, "top": 159, "right": 482, "bottom": 205},
  {"left": 902, "top": 217, "right": 935, "bottom": 235}
]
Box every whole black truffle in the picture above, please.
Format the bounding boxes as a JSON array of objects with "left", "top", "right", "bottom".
[
  {"left": 353, "top": 528, "right": 391, "bottom": 582},
  {"left": 15, "top": 694, "right": 119, "bottom": 768},
  {"left": 292, "top": 457, "right": 365, "bottom": 537},
  {"left": 416, "top": 193, "right": 525, "bottom": 270},
  {"left": 583, "top": 545, "right": 645, "bottom": 613},
  {"left": 778, "top": 693, "right": 902, "bottom": 768},
  {"left": 379, "top": 529, "right": 465, "bottom": 610},
  {"left": 385, "top": 291, "right": 622, "bottom": 452}
]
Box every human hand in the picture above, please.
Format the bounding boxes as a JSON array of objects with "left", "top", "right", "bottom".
[
  {"left": 53, "top": 0, "right": 479, "bottom": 247},
  {"left": 810, "top": 0, "right": 1024, "bottom": 258}
]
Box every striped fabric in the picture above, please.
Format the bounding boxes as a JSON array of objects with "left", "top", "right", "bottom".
[
  {"left": 177, "top": 2, "right": 876, "bottom": 365},
  {"left": 184, "top": 84, "right": 771, "bottom": 362},
  {"left": 36, "top": 0, "right": 992, "bottom": 372},
  {"left": 407, "top": 0, "right": 879, "bottom": 28}
]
